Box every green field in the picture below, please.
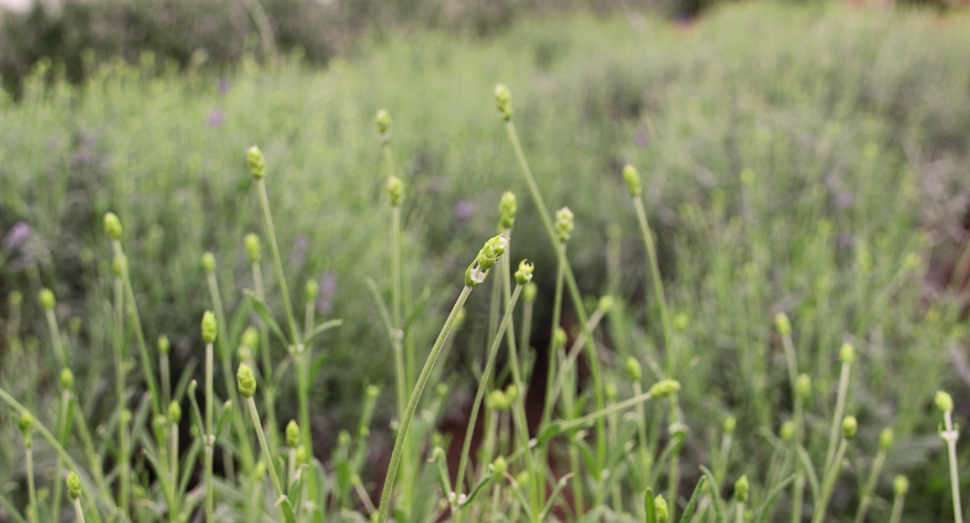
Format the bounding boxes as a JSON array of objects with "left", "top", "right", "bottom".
[{"left": 1, "top": 3, "right": 969, "bottom": 522}]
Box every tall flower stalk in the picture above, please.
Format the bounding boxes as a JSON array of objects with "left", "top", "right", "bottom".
[{"left": 937, "top": 391, "right": 964, "bottom": 523}]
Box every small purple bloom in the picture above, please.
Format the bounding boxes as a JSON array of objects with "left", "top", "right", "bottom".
[
  {"left": 207, "top": 109, "right": 225, "bottom": 128},
  {"left": 4, "top": 222, "right": 30, "bottom": 249},
  {"left": 316, "top": 272, "right": 338, "bottom": 315},
  {"left": 218, "top": 77, "right": 232, "bottom": 94},
  {"left": 455, "top": 200, "right": 474, "bottom": 219}
]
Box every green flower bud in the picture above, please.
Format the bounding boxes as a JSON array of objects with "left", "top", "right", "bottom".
[
  {"left": 375, "top": 110, "right": 391, "bottom": 137},
  {"left": 487, "top": 390, "right": 510, "bottom": 411},
  {"left": 598, "top": 296, "right": 614, "bottom": 314},
  {"left": 723, "top": 415, "right": 737, "bottom": 434},
  {"left": 168, "top": 401, "right": 182, "bottom": 424},
  {"left": 158, "top": 335, "right": 170, "bottom": 355},
  {"left": 9, "top": 291, "right": 23, "bottom": 308},
  {"left": 840, "top": 343, "right": 855, "bottom": 364},
  {"left": 387, "top": 175, "right": 404, "bottom": 206},
  {"left": 39, "top": 288, "right": 55, "bottom": 310},
  {"left": 295, "top": 446, "right": 308, "bottom": 466},
  {"left": 201, "top": 311, "right": 217, "bottom": 344},
  {"left": 624, "top": 357, "right": 642, "bottom": 381},
  {"left": 104, "top": 212, "right": 123, "bottom": 240},
  {"left": 553, "top": 328, "right": 567, "bottom": 350},
  {"left": 306, "top": 280, "right": 319, "bottom": 302},
  {"left": 253, "top": 461, "right": 267, "bottom": 481},
  {"left": 893, "top": 475, "right": 909, "bottom": 495},
  {"left": 514, "top": 259, "right": 534, "bottom": 285},
  {"left": 120, "top": 409, "right": 132, "bottom": 427},
  {"left": 674, "top": 312, "right": 689, "bottom": 331},
  {"left": 515, "top": 471, "right": 530, "bottom": 489},
  {"left": 494, "top": 84, "right": 513, "bottom": 121},
  {"left": 436, "top": 383, "right": 449, "bottom": 399},
  {"left": 605, "top": 383, "right": 618, "bottom": 400},
  {"left": 466, "top": 235, "right": 508, "bottom": 287},
  {"left": 499, "top": 191, "right": 517, "bottom": 230},
  {"left": 287, "top": 420, "right": 301, "bottom": 448},
  {"left": 154, "top": 414, "right": 168, "bottom": 433},
  {"left": 936, "top": 390, "right": 953, "bottom": 413},
  {"left": 795, "top": 374, "right": 811, "bottom": 398},
  {"left": 201, "top": 252, "right": 216, "bottom": 274},
  {"left": 367, "top": 385, "right": 380, "bottom": 399},
  {"left": 879, "top": 428, "right": 894, "bottom": 450},
  {"left": 18, "top": 411, "right": 34, "bottom": 437},
  {"left": 842, "top": 416, "right": 857, "bottom": 440},
  {"left": 775, "top": 312, "right": 791, "bottom": 336},
  {"left": 247, "top": 146, "right": 266, "bottom": 179},
  {"left": 505, "top": 384, "right": 519, "bottom": 402},
  {"left": 60, "top": 368, "right": 74, "bottom": 390},
  {"left": 66, "top": 471, "right": 82, "bottom": 500},
  {"left": 654, "top": 494, "right": 669, "bottom": 523},
  {"left": 622, "top": 164, "right": 641, "bottom": 197},
  {"left": 245, "top": 234, "right": 261, "bottom": 263},
  {"left": 240, "top": 327, "right": 259, "bottom": 351},
  {"left": 555, "top": 207, "right": 574, "bottom": 243},
  {"left": 649, "top": 379, "right": 681, "bottom": 399},
  {"left": 237, "top": 363, "right": 257, "bottom": 398},
  {"left": 734, "top": 475, "right": 749, "bottom": 502},
  {"left": 780, "top": 420, "right": 795, "bottom": 442},
  {"left": 524, "top": 282, "right": 538, "bottom": 303},
  {"left": 112, "top": 255, "right": 124, "bottom": 277},
  {"left": 490, "top": 456, "right": 508, "bottom": 478}
]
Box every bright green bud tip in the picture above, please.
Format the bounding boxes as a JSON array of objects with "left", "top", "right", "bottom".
[
  {"left": 201, "top": 252, "right": 216, "bottom": 273},
  {"left": 775, "top": 312, "right": 791, "bottom": 336},
  {"left": 306, "top": 280, "right": 319, "bottom": 302},
  {"left": 201, "top": 311, "right": 217, "bottom": 344},
  {"left": 893, "top": 475, "right": 909, "bottom": 495},
  {"left": 487, "top": 390, "right": 510, "bottom": 411},
  {"left": 237, "top": 363, "right": 257, "bottom": 397},
  {"left": 18, "top": 411, "right": 34, "bottom": 435},
  {"left": 66, "top": 472, "right": 82, "bottom": 500},
  {"left": 253, "top": 461, "right": 267, "bottom": 481},
  {"left": 553, "top": 327, "right": 567, "bottom": 350},
  {"left": 598, "top": 295, "right": 614, "bottom": 314},
  {"left": 555, "top": 207, "right": 574, "bottom": 243},
  {"left": 515, "top": 259, "right": 534, "bottom": 285},
  {"left": 842, "top": 416, "right": 858, "bottom": 440},
  {"left": 622, "top": 164, "right": 641, "bottom": 197},
  {"left": 505, "top": 384, "right": 519, "bottom": 401},
  {"left": 375, "top": 110, "right": 391, "bottom": 136},
  {"left": 524, "top": 282, "right": 538, "bottom": 303},
  {"left": 625, "top": 357, "right": 642, "bottom": 381},
  {"left": 245, "top": 233, "right": 261, "bottom": 262},
  {"left": 467, "top": 235, "right": 508, "bottom": 287},
  {"left": 296, "top": 447, "right": 310, "bottom": 466},
  {"left": 158, "top": 335, "right": 170, "bottom": 355},
  {"left": 367, "top": 385, "right": 380, "bottom": 399},
  {"left": 649, "top": 379, "right": 681, "bottom": 399},
  {"left": 494, "top": 84, "right": 513, "bottom": 121},
  {"left": 104, "top": 212, "right": 123, "bottom": 240},
  {"left": 654, "top": 494, "right": 669, "bottom": 523},
  {"left": 734, "top": 475, "right": 749, "bottom": 502},
  {"left": 39, "top": 288, "right": 55, "bottom": 310},
  {"left": 168, "top": 401, "right": 182, "bottom": 424},
  {"left": 723, "top": 415, "right": 737, "bottom": 434},
  {"left": 499, "top": 191, "right": 517, "bottom": 230},
  {"left": 241, "top": 327, "right": 259, "bottom": 350},
  {"left": 879, "top": 428, "right": 894, "bottom": 450},
  {"left": 605, "top": 383, "right": 618, "bottom": 400},
  {"left": 936, "top": 390, "right": 954, "bottom": 413},
  {"left": 491, "top": 456, "right": 508, "bottom": 478},
  {"left": 674, "top": 312, "right": 689, "bottom": 331},
  {"left": 780, "top": 420, "right": 795, "bottom": 442},
  {"left": 112, "top": 255, "right": 124, "bottom": 277},
  {"left": 247, "top": 146, "right": 266, "bottom": 179},
  {"left": 60, "top": 368, "right": 74, "bottom": 390},
  {"left": 795, "top": 374, "right": 811, "bottom": 398},
  {"left": 154, "top": 414, "right": 168, "bottom": 433},
  {"left": 840, "top": 342, "right": 855, "bottom": 364},
  {"left": 387, "top": 175, "right": 404, "bottom": 206},
  {"left": 120, "top": 409, "right": 132, "bottom": 427},
  {"left": 286, "top": 420, "right": 301, "bottom": 447}
]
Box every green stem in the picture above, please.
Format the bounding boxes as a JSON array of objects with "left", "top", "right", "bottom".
[
  {"left": 252, "top": 261, "right": 280, "bottom": 453},
  {"left": 811, "top": 439, "right": 849, "bottom": 523},
  {"left": 205, "top": 341, "right": 215, "bottom": 523},
  {"left": 111, "top": 273, "right": 130, "bottom": 518},
  {"left": 824, "top": 362, "right": 851, "bottom": 472},
  {"left": 256, "top": 178, "right": 300, "bottom": 344},
  {"left": 73, "top": 498, "right": 86, "bottom": 523},
  {"left": 26, "top": 443, "right": 37, "bottom": 523},
  {"left": 50, "top": 389, "right": 71, "bottom": 523},
  {"left": 246, "top": 397, "right": 297, "bottom": 523},
  {"left": 631, "top": 197, "right": 674, "bottom": 373},
  {"left": 888, "top": 488, "right": 906, "bottom": 523},
  {"left": 852, "top": 448, "right": 887, "bottom": 523},
  {"left": 944, "top": 412, "right": 964, "bottom": 523},
  {"left": 376, "top": 286, "right": 474, "bottom": 523}
]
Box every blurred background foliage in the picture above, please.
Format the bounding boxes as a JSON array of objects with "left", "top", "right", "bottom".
[{"left": 2, "top": 0, "right": 970, "bottom": 519}]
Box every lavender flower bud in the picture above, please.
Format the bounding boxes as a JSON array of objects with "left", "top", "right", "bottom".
[
  {"left": 201, "top": 311, "right": 217, "bottom": 344},
  {"left": 622, "top": 165, "right": 641, "bottom": 197},
  {"left": 247, "top": 146, "right": 266, "bottom": 179},
  {"left": 499, "top": 191, "right": 517, "bottom": 230},
  {"left": 494, "top": 85, "right": 513, "bottom": 121},
  {"left": 66, "top": 471, "right": 82, "bottom": 500},
  {"left": 104, "top": 213, "right": 123, "bottom": 240},
  {"left": 39, "top": 289, "right": 55, "bottom": 310},
  {"left": 237, "top": 363, "right": 257, "bottom": 398},
  {"left": 555, "top": 207, "right": 574, "bottom": 243},
  {"left": 245, "top": 233, "right": 261, "bottom": 262},
  {"left": 201, "top": 252, "right": 216, "bottom": 274},
  {"left": 514, "top": 259, "right": 534, "bottom": 285}
]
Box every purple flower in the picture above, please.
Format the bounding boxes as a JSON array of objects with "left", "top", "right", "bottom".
[
  {"left": 455, "top": 200, "right": 474, "bottom": 219},
  {"left": 316, "top": 272, "right": 338, "bottom": 315},
  {"left": 3, "top": 222, "right": 30, "bottom": 250},
  {"left": 207, "top": 109, "right": 225, "bottom": 129},
  {"left": 218, "top": 77, "right": 232, "bottom": 94}
]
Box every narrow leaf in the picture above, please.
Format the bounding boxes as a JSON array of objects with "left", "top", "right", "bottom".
[{"left": 244, "top": 289, "right": 289, "bottom": 348}]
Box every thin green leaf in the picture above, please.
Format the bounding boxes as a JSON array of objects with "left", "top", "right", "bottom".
[
  {"left": 0, "top": 493, "right": 28, "bottom": 523},
  {"left": 680, "top": 476, "right": 708, "bottom": 523},
  {"left": 244, "top": 289, "right": 289, "bottom": 348},
  {"left": 754, "top": 474, "right": 797, "bottom": 523},
  {"left": 304, "top": 318, "right": 343, "bottom": 345},
  {"left": 795, "top": 446, "right": 820, "bottom": 502},
  {"left": 403, "top": 286, "right": 433, "bottom": 331},
  {"left": 539, "top": 473, "right": 573, "bottom": 520},
  {"left": 645, "top": 487, "right": 658, "bottom": 523},
  {"left": 700, "top": 465, "right": 726, "bottom": 523},
  {"left": 461, "top": 475, "right": 494, "bottom": 509},
  {"left": 309, "top": 354, "right": 329, "bottom": 385},
  {"left": 215, "top": 400, "right": 233, "bottom": 441},
  {"left": 363, "top": 278, "right": 394, "bottom": 336}
]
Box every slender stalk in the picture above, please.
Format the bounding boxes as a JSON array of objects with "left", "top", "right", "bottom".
[
  {"left": 376, "top": 285, "right": 473, "bottom": 523},
  {"left": 542, "top": 243, "right": 567, "bottom": 427},
  {"left": 631, "top": 198, "right": 674, "bottom": 373},
  {"left": 888, "top": 481, "right": 907, "bottom": 523},
  {"left": 72, "top": 498, "right": 86, "bottom": 523},
  {"left": 25, "top": 442, "right": 37, "bottom": 523},
  {"left": 256, "top": 178, "right": 299, "bottom": 343},
  {"left": 779, "top": 319, "right": 807, "bottom": 523},
  {"left": 252, "top": 260, "right": 280, "bottom": 452},
  {"left": 735, "top": 502, "right": 745, "bottom": 523},
  {"left": 455, "top": 284, "right": 524, "bottom": 501},
  {"left": 246, "top": 397, "right": 297, "bottom": 523},
  {"left": 160, "top": 352, "right": 171, "bottom": 409},
  {"left": 204, "top": 341, "right": 215, "bottom": 523},
  {"left": 812, "top": 439, "right": 849, "bottom": 523},
  {"left": 824, "top": 361, "right": 852, "bottom": 472},
  {"left": 50, "top": 389, "right": 71, "bottom": 523},
  {"left": 853, "top": 447, "right": 888, "bottom": 523},
  {"left": 111, "top": 272, "right": 130, "bottom": 517},
  {"left": 943, "top": 411, "right": 964, "bottom": 523}
]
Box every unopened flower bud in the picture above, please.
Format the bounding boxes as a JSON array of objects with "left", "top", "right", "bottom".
[
  {"left": 499, "top": 191, "right": 517, "bottom": 230},
  {"left": 253, "top": 461, "right": 267, "bottom": 481},
  {"left": 287, "top": 420, "right": 301, "bottom": 448},
  {"left": 598, "top": 296, "right": 614, "bottom": 314},
  {"left": 245, "top": 233, "right": 261, "bottom": 262},
  {"left": 247, "top": 146, "right": 266, "bottom": 179},
  {"left": 840, "top": 343, "right": 855, "bottom": 364},
  {"left": 66, "top": 471, "right": 82, "bottom": 500},
  {"left": 625, "top": 357, "right": 642, "bottom": 381},
  {"left": 876, "top": 428, "right": 893, "bottom": 450},
  {"left": 367, "top": 385, "right": 380, "bottom": 399},
  {"left": 201, "top": 311, "right": 217, "bottom": 344},
  {"left": 795, "top": 374, "right": 811, "bottom": 398},
  {"left": 158, "top": 335, "right": 170, "bottom": 355},
  {"left": 605, "top": 383, "right": 618, "bottom": 400},
  {"left": 237, "top": 363, "right": 257, "bottom": 397},
  {"left": 387, "top": 175, "right": 404, "bottom": 206},
  {"left": 39, "top": 288, "right": 55, "bottom": 310},
  {"left": 490, "top": 456, "right": 508, "bottom": 478},
  {"left": 201, "top": 252, "right": 216, "bottom": 274},
  {"left": 154, "top": 414, "right": 168, "bottom": 433},
  {"left": 842, "top": 416, "right": 857, "bottom": 440},
  {"left": 654, "top": 494, "right": 669, "bottom": 523},
  {"left": 295, "top": 446, "right": 308, "bottom": 465},
  {"left": 239, "top": 328, "right": 258, "bottom": 352},
  {"left": 494, "top": 85, "right": 513, "bottom": 121},
  {"left": 18, "top": 411, "right": 34, "bottom": 438},
  {"left": 120, "top": 409, "right": 132, "bottom": 427},
  {"left": 936, "top": 390, "right": 953, "bottom": 413},
  {"left": 555, "top": 207, "right": 574, "bottom": 243},
  {"left": 780, "top": 420, "right": 795, "bottom": 442},
  {"left": 487, "top": 390, "right": 510, "bottom": 411},
  {"left": 60, "top": 368, "right": 74, "bottom": 390},
  {"left": 505, "top": 384, "right": 518, "bottom": 401},
  {"left": 622, "top": 165, "right": 641, "bottom": 197},
  {"left": 375, "top": 110, "right": 391, "bottom": 137},
  {"left": 169, "top": 401, "right": 182, "bottom": 424},
  {"left": 524, "top": 283, "right": 538, "bottom": 303},
  {"left": 104, "top": 213, "right": 123, "bottom": 240},
  {"left": 893, "top": 475, "right": 909, "bottom": 495},
  {"left": 553, "top": 328, "right": 567, "bottom": 349},
  {"left": 775, "top": 312, "right": 791, "bottom": 336},
  {"left": 723, "top": 415, "right": 737, "bottom": 434},
  {"left": 515, "top": 259, "right": 534, "bottom": 285},
  {"left": 306, "top": 280, "right": 319, "bottom": 302},
  {"left": 734, "top": 475, "right": 749, "bottom": 502},
  {"left": 649, "top": 379, "right": 681, "bottom": 399}
]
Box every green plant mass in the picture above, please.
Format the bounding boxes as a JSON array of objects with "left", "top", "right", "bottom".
[{"left": 1, "top": 2, "right": 970, "bottom": 522}]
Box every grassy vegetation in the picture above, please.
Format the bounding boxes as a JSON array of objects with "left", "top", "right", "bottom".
[{"left": 1, "top": 2, "right": 970, "bottom": 521}]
